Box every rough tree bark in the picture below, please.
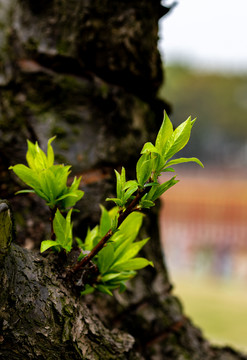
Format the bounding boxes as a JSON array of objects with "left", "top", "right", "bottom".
[{"left": 0, "top": 1, "right": 246, "bottom": 359}]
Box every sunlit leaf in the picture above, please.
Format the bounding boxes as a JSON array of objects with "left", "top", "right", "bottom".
[
  {"left": 111, "top": 257, "right": 153, "bottom": 271},
  {"left": 155, "top": 111, "right": 173, "bottom": 154},
  {"left": 163, "top": 157, "right": 204, "bottom": 169},
  {"left": 97, "top": 243, "right": 115, "bottom": 274},
  {"left": 47, "top": 136, "right": 56, "bottom": 167},
  {"left": 9, "top": 164, "right": 40, "bottom": 189},
  {"left": 99, "top": 205, "right": 111, "bottom": 237},
  {"left": 141, "top": 142, "right": 159, "bottom": 154},
  {"left": 147, "top": 177, "right": 179, "bottom": 201},
  {"left": 40, "top": 240, "right": 60, "bottom": 253},
  {"left": 163, "top": 117, "right": 195, "bottom": 161},
  {"left": 136, "top": 154, "right": 152, "bottom": 187}
]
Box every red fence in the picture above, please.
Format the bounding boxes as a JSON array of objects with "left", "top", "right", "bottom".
[{"left": 159, "top": 168, "right": 247, "bottom": 279}]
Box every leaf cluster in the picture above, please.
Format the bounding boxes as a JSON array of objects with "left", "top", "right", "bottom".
[
  {"left": 76, "top": 208, "right": 153, "bottom": 295},
  {"left": 106, "top": 112, "right": 203, "bottom": 212},
  {"left": 9, "top": 137, "right": 84, "bottom": 210},
  {"left": 41, "top": 209, "right": 73, "bottom": 253},
  {"left": 8, "top": 112, "right": 203, "bottom": 296},
  {"left": 9, "top": 137, "right": 84, "bottom": 254}
]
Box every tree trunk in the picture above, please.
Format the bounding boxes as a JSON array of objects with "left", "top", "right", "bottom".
[{"left": 0, "top": 1, "right": 246, "bottom": 359}]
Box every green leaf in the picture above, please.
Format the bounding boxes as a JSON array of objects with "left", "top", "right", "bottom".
[
  {"left": 97, "top": 243, "right": 115, "bottom": 274},
  {"left": 114, "top": 238, "right": 150, "bottom": 266},
  {"left": 81, "top": 284, "right": 95, "bottom": 295},
  {"left": 34, "top": 188, "right": 50, "bottom": 202},
  {"left": 34, "top": 141, "right": 48, "bottom": 169},
  {"left": 83, "top": 226, "right": 100, "bottom": 251},
  {"left": 64, "top": 209, "right": 73, "bottom": 251},
  {"left": 105, "top": 197, "right": 124, "bottom": 207},
  {"left": 52, "top": 208, "right": 74, "bottom": 252},
  {"left": 122, "top": 185, "right": 138, "bottom": 203},
  {"left": 99, "top": 205, "right": 111, "bottom": 237},
  {"left": 111, "top": 212, "right": 144, "bottom": 250},
  {"left": 119, "top": 283, "right": 127, "bottom": 293},
  {"left": 15, "top": 189, "right": 35, "bottom": 194},
  {"left": 163, "top": 117, "right": 195, "bottom": 161},
  {"left": 55, "top": 192, "right": 78, "bottom": 202},
  {"left": 104, "top": 271, "right": 136, "bottom": 284},
  {"left": 26, "top": 139, "right": 48, "bottom": 171},
  {"left": 114, "top": 170, "right": 122, "bottom": 199},
  {"left": 38, "top": 169, "right": 55, "bottom": 203},
  {"left": 141, "top": 142, "right": 159, "bottom": 154},
  {"left": 101, "top": 272, "right": 122, "bottom": 282},
  {"left": 49, "top": 165, "right": 71, "bottom": 197},
  {"left": 61, "top": 176, "right": 84, "bottom": 209},
  {"left": 163, "top": 157, "right": 204, "bottom": 169},
  {"left": 114, "top": 167, "right": 127, "bottom": 201},
  {"left": 47, "top": 136, "right": 56, "bottom": 167},
  {"left": 151, "top": 152, "right": 165, "bottom": 176},
  {"left": 155, "top": 111, "right": 173, "bottom": 154},
  {"left": 75, "top": 236, "right": 84, "bottom": 248},
  {"left": 40, "top": 240, "right": 60, "bottom": 253},
  {"left": 111, "top": 257, "right": 153, "bottom": 271},
  {"left": 162, "top": 167, "right": 175, "bottom": 172},
  {"left": 136, "top": 154, "right": 152, "bottom": 187},
  {"left": 26, "top": 140, "right": 37, "bottom": 170},
  {"left": 9, "top": 164, "right": 40, "bottom": 189},
  {"left": 111, "top": 214, "right": 119, "bottom": 233},
  {"left": 148, "top": 177, "right": 179, "bottom": 201},
  {"left": 61, "top": 190, "right": 84, "bottom": 209},
  {"left": 122, "top": 180, "right": 138, "bottom": 190},
  {"left": 95, "top": 284, "right": 113, "bottom": 296},
  {"left": 120, "top": 166, "right": 126, "bottom": 189},
  {"left": 139, "top": 199, "right": 155, "bottom": 208},
  {"left": 53, "top": 209, "right": 66, "bottom": 244}
]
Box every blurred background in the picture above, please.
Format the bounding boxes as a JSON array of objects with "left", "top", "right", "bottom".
[{"left": 158, "top": 0, "right": 247, "bottom": 352}]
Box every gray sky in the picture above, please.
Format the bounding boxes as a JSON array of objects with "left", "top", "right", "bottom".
[{"left": 159, "top": 0, "right": 247, "bottom": 72}]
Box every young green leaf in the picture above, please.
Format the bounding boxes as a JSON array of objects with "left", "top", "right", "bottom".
[
  {"left": 99, "top": 205, "right": 111, "bottom": 237},
  {"left": 105, "top": 197, "right": 124, "bottom": 207},
  {"left": 97, "top": 243, "right": 115, "bottom": 274},
  {"left": 51, "top": 208, "right": 73, "bottom": 252},
  {"left": 122, "top": 184, "right": 138, "bottom": 203},
  {"left": 101, "top": 272, "right": 123, "bottom": 282},
  {"left": 111, "top": 212, "right": 144, "bottom": 250},
  {"left": 47, "top": 136, "right": 56, "bottom": 167},
  {"left": 155, "top": 111, "right": 173, "bottom": 154},
  {"left": 40, "top": 240, "right": 61, "bottom": 253},
  {"left": 163, "top": 117, "right": 195, "bottom": 161},
  {"left": 9, "top": 164, "right": 40, "bottom": 189},
  {"left": 147, "top": 177, "right": 179, "bottom": 202},
  {"left": 113, "top": 238, "right": 150, "bottom": 266},
  {"left": 136, "top": 154, "right": 152, "bottom": 187},
  {"left": 83, "top": 226, "right": 100, "bottom": 251},
  {"left": 111, "top": 257, "right": 153, "bottom": 271},
  {"left": 163, "top": 157, "right": 204, "bottom": 169},
  {"left": 141, "top": 142, "right": 159, "bottom": 154},
  {"left": 139, "top": 199, "right": 155, "bottom": 209},
  {"left": 95, "top": 284, "right": 113, "bottom": 296}
]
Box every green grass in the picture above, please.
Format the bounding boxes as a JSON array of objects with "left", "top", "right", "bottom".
[{"left": 172, "top": 273, "right": 247, "bottom": 353}]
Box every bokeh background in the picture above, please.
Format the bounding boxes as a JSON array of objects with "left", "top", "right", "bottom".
[{"left": 158, "top": 0, "right": 247, "bottom": 351}]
